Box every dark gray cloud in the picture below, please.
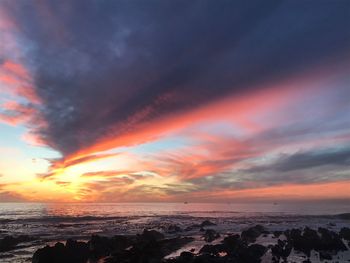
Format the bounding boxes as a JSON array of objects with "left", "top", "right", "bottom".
[
  {"left": 2, "top": 0, "right": 350, "bottom": 156},
  {"left": 186, "top": 146, "right": 350, "bottom": 192},
  {"left": 246, "top": 146, "right": 350, "bottom": 173}
]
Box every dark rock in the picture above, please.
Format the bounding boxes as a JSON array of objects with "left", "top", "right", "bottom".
[
  {"left": 222, "top": 234, "right": 247, "bottom": 256},
  {"left": 273, "top": 231, "right": 283, "bottom": 238},
  {"left": 168, "top": 225, "right": 182, "bottom": 233},
  {"left": 109, "top": 236, "right": 194, "bottom": 263},
  {"left": 0, "top": 235, "right": 34, "bottom": 252},
  {"left": 245, "top": 244, "right": 267, "bottom": 262},
  {"left": 32, "top": 240, "right": 89, "bottom": 263},
  {"left": 319, "top": 250, "right": 333, "bottom": 261},
  {"left": 285, "top": 227, "right": 347, "bottom": 258},
  {"left": 203, "top": 229, "right": 220, "bottom": 243},
  {"left": 179, "top": 251, "right": 194, "bottom": 260},
  {"left": 317, "top": 227, "right": 347, "bottom": 252},
  {"left": 241, "top": 225, "right": 266, "bottom": 243},
  {"left": 340, "top": 227, "right": 350, "bottom": 241},
  {"left": 200, "top": 220, "right": 216, "bottom": 227},
  {"left": 271, "top": 239, "right": 292, "bottom": 262},
  {"left": 199, "top": 244, "right": 225, "bottom": 256},
  {"left": 285, "top": 227, "right": 317, "bottom": 257},
  {"left": 88, "top": 235, "right": 134, "bottom": 259},
  {"left": 139, "top": 229, "right": 165, "bottom": 241}
]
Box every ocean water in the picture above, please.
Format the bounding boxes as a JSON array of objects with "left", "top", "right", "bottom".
[{"left": 0, "top": 202, "right": 349, "bottom": 262}]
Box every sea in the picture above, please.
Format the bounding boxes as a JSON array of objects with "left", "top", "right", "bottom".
[{"left": 0, "top": 202, "right": 349, "bottom": 262}]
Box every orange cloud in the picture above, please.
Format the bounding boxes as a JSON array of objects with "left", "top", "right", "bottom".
[
  {"left": 164, "top": 180, "right": 350, "bottom": 202},
  {"left": 67, "top": 82, "right": 304, "bottom": 164}
]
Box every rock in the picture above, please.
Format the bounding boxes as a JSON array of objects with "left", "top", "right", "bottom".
[
  {"left": 273, "top": 231, "right": 283, "bottom": 238},
  {"left": 285, "top": 228, "right": 317, "bottom": 257},
  {"left": 200, "top": 220, "right": 216, "bottom": 227},
  {"left": 32, "top": 240, "right": 89, "bottom": 263},
  {"left": 319, "top": 250, "right": 333, "bottom": 260},
  {"left": 285, "top": 227, "right": 347, "bottom": 258},
  {"left": 88, "top": 235, "right": 135, "bottom": 259},
  {"left": 168, "top": 224, "right": 182, "bottom": 233},
  {"left": 271, "top": 239, "right": 292, "bottom": 262},
  {"left": 109, "top": 236, "right": 194, "bottom": 263},
  {"left": 241, "top": 225, "right": 266, "bottom": 243},
  {"left": 203, "top": 229, "right": 220, "bottom": 242},
  {"left": 166, "top": 251, "right": 195, "bottom": 263},
  {"left": 317, "top": 227, "right": 347, "bottom": 252},
  {"left": 245, "top": 244, "right": 267, "bottom": 262},
  {"left": 222, "top": 234, "right": 247, "bottom": 256},
  {"left": 139, "top": 229, "right": 165, "bottom": 241},
  {"left": 340, "top": 227, "right": 350, "bottom": 241},
  {"left": 0, "top": 235, "right": 34, "bottom": 252},
  {"left": 199, "top": 244, "right": 225, "bottom": 256}
]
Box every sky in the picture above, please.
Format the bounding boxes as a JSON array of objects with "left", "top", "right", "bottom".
[{"left": 0, "top": 0, "right": 350, "bottom": 202}]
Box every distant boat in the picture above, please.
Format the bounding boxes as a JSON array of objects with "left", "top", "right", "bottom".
[
  {"left": 273, "top": 202, "right": 278, "bottom": 205},
  {"left": 184, "top": 201, "right": 188, "bottom": 204}
]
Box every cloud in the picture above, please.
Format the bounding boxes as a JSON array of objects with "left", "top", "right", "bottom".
[
  {"left": 244, "top": 146, "right": 350, "bottom": 173},
  {"left": 81, "top": 170, "right": 134, "bottom": 178},
  {"left": 1, "top": 0, "right": 349, "bottom": 159}
]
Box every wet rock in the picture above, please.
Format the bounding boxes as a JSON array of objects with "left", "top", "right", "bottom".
[
  {"left": 88, "top": 234, "right": 134, "bottom": 259},
  {"left": 317, "top": 227, "right": 347, "bottom": 252},
  {"left": 319, "top": 250, "right": 333, "bottom": 261},
  {"left": 244, "top": 244, "right": 267, "bottom": 263},
  {"left": 0, "top": 235, "right": 34, "bottom": 252},
  {"left": 285, "top": 227, "right": 347, "bottom": 259},
  {"left": 108, "top": 236, "right": 194, "bottom": 263},
  {"left": 200, "top": 220, "right": 216, "bottom": 227},
  {"left": 241, "top": 225, "right": 266, "bottom": 243},
  {"left": 285, "top": 228, "right": 316, "bottom": 258},
  {"left": 271, "top": 239, "right": 292, "bottom": 262},
  {"left": 199, "top": 244, "right": 225, "bottom": 256},
  {"left": 139, "top": 229, "right": 165, "bottom": 242},
  {"left": 168, "top": 224, "right": 182, "bottom": 233},
  {"left": 203, "top": 229, "right": 220, "bottom": 242},
  {"left": 340, "top": 227, "right": 350, "bottom": 241},
  {"left": 32, "top": 240, "right": 89, "bottom": 263},
  {"left": 222, "top": 234, "right": 247, "bottom": 256},
  {"left": 166, "top": 251, "right": 195, "bottom": 263},
  {"left": 273, "top": 231, "right": 283, "bottom": 238}
]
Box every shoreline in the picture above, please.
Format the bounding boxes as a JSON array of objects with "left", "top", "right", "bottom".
[{"left": 0, "top": 214, "right": 349, "bottom": 262}]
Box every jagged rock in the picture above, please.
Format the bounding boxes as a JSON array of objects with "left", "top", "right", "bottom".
[
  {"left": 108, "top": 236, "right": 194, "bottom": 263},
  {"left": 340, "top": 227, "right": 350, "bottom": 241},
  {"left": 200, "top": 220, "right": 216, "bottom": 227},
  {"left": 319, "top": 250, "right": 333, "bottom": 260},
  {"left": 0, "top": 235, "right": 34, "bottom": 252},
  {"left": 199, "top": 244, "right": 225, "bottom": 256},
  {"left": 168, "top": 225, "right": 182, "bottom": 233},
  {"left": 203, "top": 229, "right": 220, "bottom": 242},
  {"left": 139, "top": 229, "right": 165, "bottom": 241},
  {"left": 271, "top": 239, "right": 292, "bottom": 262},
  {"left": 273, "top": 231, "right": 283, "bottom": 238},
  {"left": 32, "top": 240, "right": 89, "bottom": 263},
  {"left": 241, "top": 225, "right": 266, "bottom": 243},
  {"left": 88, "top": 234, "right": 134, "bottom": 259},
  {"left": 317, "top": 227, "right": 347, "bottom": 252}
]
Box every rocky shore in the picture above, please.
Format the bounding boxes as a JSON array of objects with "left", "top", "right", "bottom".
[{"left": 22, "top": 221, "right": 350, "bottom": 263}]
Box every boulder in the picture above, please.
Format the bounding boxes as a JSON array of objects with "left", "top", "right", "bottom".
[
  {"left": 200, "top": 220, "right": 216, "bottom": 227},
  {"left": 241, "top": 225, "right": 266, "bottom": 243},
  {"left": 203, "top": 229, "right": 220, "bottom": 242}
]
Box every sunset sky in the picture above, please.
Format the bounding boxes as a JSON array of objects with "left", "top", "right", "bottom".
[{"left": 0, "top": 0, "right": 350, "bottom": 202}]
